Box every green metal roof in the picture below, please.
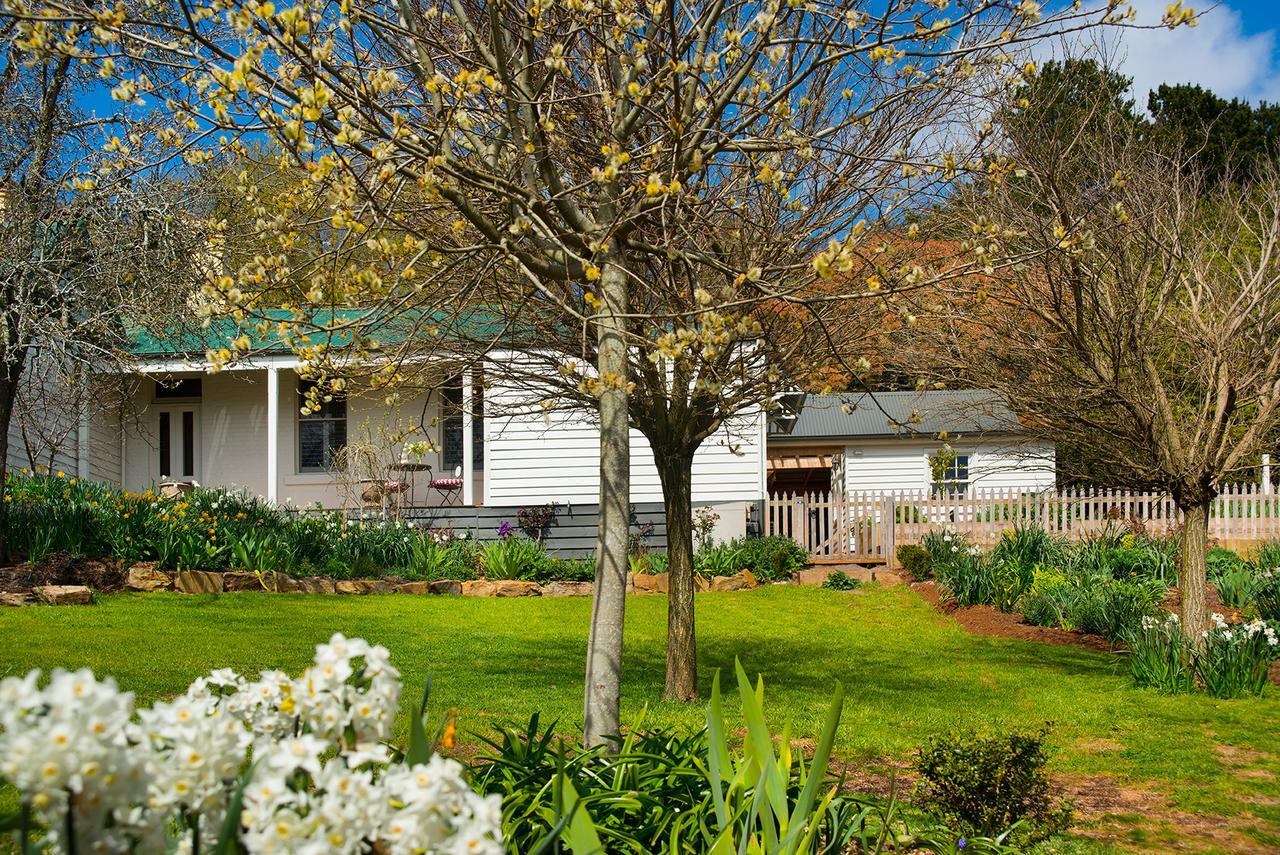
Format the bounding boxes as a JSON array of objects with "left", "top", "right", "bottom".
[{"left": 127, "top": 308, "right": 510, "bottom": 357}]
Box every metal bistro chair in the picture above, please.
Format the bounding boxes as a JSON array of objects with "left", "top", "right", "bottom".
[{"left": 426, "top": 464, "right": 465, "bottom": 506}]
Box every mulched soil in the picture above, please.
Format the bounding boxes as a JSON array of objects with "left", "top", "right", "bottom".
[
  {"left": 908, "top": 579, "right": 1117, "bottom": 652},
  {"left": 0, "top": 554, "right": 127, "bottom": 593},
  {"left": 902, "top": 574, "right": 1280, "bottom": 685}
]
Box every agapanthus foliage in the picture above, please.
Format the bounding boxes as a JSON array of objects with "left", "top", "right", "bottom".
[{"left": 0, "top": 634, "right": 502, "bottom": 854}]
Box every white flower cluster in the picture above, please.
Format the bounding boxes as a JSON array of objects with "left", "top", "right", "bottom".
[
  {"left": 1140, "top": 612, "right": 1181, "bottom": 632},
  {"left": 0, "top": 635, "right": 502, "bottom": 855},
  {"left": 1204, "top": 613, "right": 1278, "bottom": 646}
]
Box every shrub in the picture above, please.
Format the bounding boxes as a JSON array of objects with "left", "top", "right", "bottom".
[
  {"left": 478, "top": 535, "right": 546, "bottom": 580},
  {"left": 1018, "top": 568, "right": 1076, "bottom": 630},
  {"left": 1020, "top": 568, "right": 1165, "bottom": 643},
  {"left": 1206, "top": 546, "right": 1245, "bottom": 576},
  {"left": 934, "top": 551, "right": 998, "bottom": 608},
  {"left": 694, "top": 542, "right": 741, "bottom": 576},
  {"left": 1125, "top": 614, "right": 1195, "bottom": 694},
  {"left": 913, "top": 728, "right": 1073, "bottom": 848},
  {"left": 534, "top": 555, "right": 595, "bottom": 582},
  {"left": 920, "top": 528, "right": 972, "bottom": 578},
  {"left": 0, "top": 471, "right": 505, "bottom": 581},
  {"left": 692, "top": 535, "right": 806, "bottom": 581},
  {"left": 730, "top": 535, "right": 807, "bottom": 581},
  {"left": 1212, "top": 562, "right": 1260, "bottom": 611},
  {"left": 1072, "top": 576, "right": 1166, "bottom": 642},
  {"left": 1253, "top": 538, "right": 1280, "bottom": 573},
  {"left": 413, "top": 540, "right": 477, "bottom": 580},
  {"left": 470, "top": 663, "right": 1001, "bottom": 854},
  {"left": 515, "top": 502, "right": 558, "bottom": 540},
  {"left": 822, "top": 570, "right": 861, "bottom": 591},
  {"left": 991, "top": 524, "right": 1066, "bottom": 570},
  {"left": 896, "top": 543, "right": 933, "bottom": 579},
  {"left": 1195, "top": 614, "right": 1279, "bottom": 699},
  {"left": 1255, "top": 569, "right": 1280, "bottom": 621},
  {"left": 1071, "top": 529, "right": 1177, "bottom": 583}
]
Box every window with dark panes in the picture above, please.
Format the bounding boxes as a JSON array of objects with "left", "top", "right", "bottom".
[
  {"left": 298, "top": 380, "right": 347, "bottom": 473},
  {"left": 441, "top": 374, "right": 483, "bottom": 470},
  {"left": 931, "top": 454, "right": 970, "bottom": 497}
]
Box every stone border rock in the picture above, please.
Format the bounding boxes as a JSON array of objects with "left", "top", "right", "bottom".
[{"left": 2, "top": 562, "right": 889, "bottom": 606}]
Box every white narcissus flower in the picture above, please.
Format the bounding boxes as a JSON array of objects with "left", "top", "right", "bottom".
[{"left": 0, "top": 634, "right": 500, "bottom": 854}]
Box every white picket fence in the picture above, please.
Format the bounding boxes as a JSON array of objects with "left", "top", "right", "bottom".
[{"left": 765, "top": 484, "right": 1280, "bottom": 563}]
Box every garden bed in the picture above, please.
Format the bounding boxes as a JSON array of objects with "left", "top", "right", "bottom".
[
  {"left": 0, "top": 558, "right": 861, "bottom": 605},
  {"left": 910, "top": 579, "right": 1117, "bottom": 653},
  {"left": 901, "top": 560, "right": 1280, "bottom": 686}
]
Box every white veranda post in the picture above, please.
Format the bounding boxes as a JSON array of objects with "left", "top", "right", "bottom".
[
  {"left": 266, "top": 367, "right": 280, "bottom": 505},
  {"left": 462, "top": 369, "right": 474, "bottom": 506}
]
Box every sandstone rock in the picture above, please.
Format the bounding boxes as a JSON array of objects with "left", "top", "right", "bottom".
[
  {"left": 710, "top": 573, "right": 753, "bottom": 592},
  {"left": 541, "top": 581, "right": 594, "bottom": 597},
  {"left": 175, "top": 571, "right": 225, "bottom": 594},
  {"left": 224, "top": 571, "right": 299, "bottom": 592},
  {"left": 125, "top": 564, "right": 172, "bottom": 593},
  {"left": 273, "top": 574, "right": 301, "bottom": 593},
  {"left": 630, "top": 572, "right": 669, "bottom": 594},
  {"left": 394, "top": 581, "right": 432, "bottom": 595},
  {"left": 795, "top": 565, "right": 900, "bottom": 587},
  {"left": 462, "top": 580, "right": 542, "bottom": 597},
  {"left": 0, "top": 591, "right": 31, "bottom": 606},
  {"left": 296, "top": 576, "right": 336, "bottom": 594},
  {"left": 35, "top": 585, "right": 92, "bottom": 605},
  {"left": 223, "top": 572, "right": 262, "bottom": 592},
  {"left": 793, "top": 568, "right": 835, "bottom": 587},
  {"left": 872, "top": 570, "right": 904, "bottom": 587},
  {"left": 428, "top": 579, "right": 463, "bottom": 596},
  {"left": 335, "top": 579, "right": 392, "bottom": 595}
]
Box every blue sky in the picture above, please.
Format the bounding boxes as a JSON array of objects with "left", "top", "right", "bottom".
[
  {"left": 1084, "top": 0, "right": 1280, "bottom": 104},
  {"left": 74, "top": 1, "right": 1280, "bottom": 125}
]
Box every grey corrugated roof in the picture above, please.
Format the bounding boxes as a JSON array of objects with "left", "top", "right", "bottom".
[{"left": 770, "top": 390, "right": 1022, "bottom": 440}]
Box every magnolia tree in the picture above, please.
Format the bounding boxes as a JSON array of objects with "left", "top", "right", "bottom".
[
  {"left": 907, "top": 63, "right": 1280, "bottom": 640},
  {"left": 3, "top": 0, "right": 1171, "bottom": 732}
]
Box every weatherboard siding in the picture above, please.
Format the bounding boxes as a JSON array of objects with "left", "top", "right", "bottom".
[
  {"left": 483, "top": 382, "right": 765, "bottom": 506},
  {"left": 88, "top": 403, "right": 123, "bottom": 484},
  {"left": 839, "top": 438, "right": 1055, "bottom": 496}
]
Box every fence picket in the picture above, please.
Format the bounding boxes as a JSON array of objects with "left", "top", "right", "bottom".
[{"left": 766, "top": 483, "right": 1278, "bottom": 562}]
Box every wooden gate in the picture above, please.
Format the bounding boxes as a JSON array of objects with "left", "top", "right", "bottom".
[{"left": 765, "top": 490, "right": 893, "bottom": 563}]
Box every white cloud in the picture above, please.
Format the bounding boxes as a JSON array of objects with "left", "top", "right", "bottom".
[
  {"left": 1123, "top": 1, "right": 1280, "bottom": 103},
  {"left": 1035, "top": 0, "right": 1280, "bottom": 106}
]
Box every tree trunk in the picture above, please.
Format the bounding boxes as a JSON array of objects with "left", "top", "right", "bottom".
[
  {"left": 1177, "top": 497, "right": 1212, "bottom": 644},
  {"left": 656, "top": 445, "right": 698, "bottom": 702},
  {"left": 583, "top": 259, "right": 630, "bottom": 748},
  {"left": 0, "top": 355, "right": 24, "bottom": 564}
]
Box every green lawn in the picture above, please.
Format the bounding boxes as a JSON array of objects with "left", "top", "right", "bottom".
[{"left": 1, "top": 584, "right": 1277, "bottom": 852}]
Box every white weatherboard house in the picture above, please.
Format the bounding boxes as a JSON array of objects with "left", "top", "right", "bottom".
[
  {"left": 766, "top": 390, "right": 1056, "bottom": 497},
  {"left": 6, "top": 331, "right": 768, "bottom": 552},
  {"left": 7, "top": 334, "right": 1053, "bottom": 553}
]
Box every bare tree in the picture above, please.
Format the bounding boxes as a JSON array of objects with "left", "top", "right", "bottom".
[
  {"left": 913, "top": 70, "right": 1280, "bottom": 640},
  {"left": 6, "top": 0, "right": 1168, "bottom": 729},
  {"left": 0, "top": 32, "right": 205, "bottom": 560}
]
